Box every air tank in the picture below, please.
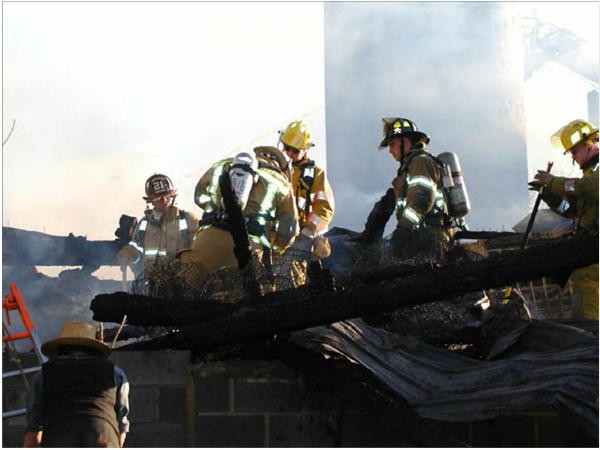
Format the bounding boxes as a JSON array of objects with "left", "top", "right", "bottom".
[
  {"left": 229, "top": 152, "right": 259, "bottom": 211},
  {"left": 437, "top": 151, "right": 471, "bottom": 219}
]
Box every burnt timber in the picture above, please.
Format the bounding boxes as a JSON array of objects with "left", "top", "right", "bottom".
[
  {"left": 91, "top": 234, "right": 598, "bottom": 351},
  {"left": 3, "top": 226, "right": 123, "bottom": 271}
]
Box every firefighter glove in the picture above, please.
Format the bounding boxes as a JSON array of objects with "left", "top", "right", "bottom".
[
  {"left": 117, "top": 245, "right": 138, "bottom": 270},
  {"left": 313, "top": 235, "right": 331, "bottom": 259},
  {"left": 294, "top": 234, "right": 314, "bottom": 252},
  {"left": 533, "top": 170, "right": 554, "bottom": 187}
]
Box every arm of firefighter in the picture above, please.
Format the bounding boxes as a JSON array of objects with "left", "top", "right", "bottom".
[
  {"left": 401, "top": 156, "right": 440, "bottom": 227},
  {"left": 117, "top": 244, "right": 141, "bottom": 268},
  {"left": 24, "top": 372, "right": 43, "bottom": 447},
  {"left": 122, "top": 214, "right": 151, "bottom": 266},
  {"left": 304, "top": 168, "right": 335, "bottom": 234},
  {"left": 194, "top": 166, "right": 216, "bottom": 211},
  {"left": 272, "top": 190, "right": 299, "bottom": 252},
  {"left": 548, "top": 172, "right": 599, "bottom": 201},
  {"left": 184, "top": 210, "right": 201, "bottom": 242},
  {"left": 114, "top": 366, "right": 130, "bottom": 447},
  {"left": 360, "top": 188, "right": 396, "bottom": 243},
  {"left": 540, "top": 188, "right": 577, "bottom": 219}
]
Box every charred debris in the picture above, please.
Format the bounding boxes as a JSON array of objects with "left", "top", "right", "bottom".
[{"left": 3, "top": 175, "right": 598, "bottom": 445}]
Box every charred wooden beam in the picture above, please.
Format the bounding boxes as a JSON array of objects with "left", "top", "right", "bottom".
[
  {"left": 91, "top": 291, "right": 244, "bottom": 326},
  {"left": 3, "top": 226, "right": 123, "bottom": 270},
  {"left": 99, "top": 234, "right": 597, "bottom": 351}
]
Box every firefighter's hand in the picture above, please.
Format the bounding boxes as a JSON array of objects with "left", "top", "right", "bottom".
[
  {"left": 23, "top": 431, "right": 42, "bottom": 447},
  {"left": 527, "top": 181, "right": 543, "bottom": 192},
  {"left": 533, "top": 170, "right": 553, "bottom": 187},
  {"left": 293, "top": 234, "right": 314, "bottom": 252},
  {"left": 117, "top": 246, "right": 137, "bottom": 270},
  {"left": 313, "top": 235, "right": 331, "bottom": 259}
]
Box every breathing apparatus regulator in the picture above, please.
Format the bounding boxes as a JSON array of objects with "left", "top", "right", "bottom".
[{"left": 228, "top": 152, "right": 259, "bottom": 211}]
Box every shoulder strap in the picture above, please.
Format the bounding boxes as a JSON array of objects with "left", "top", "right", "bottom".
[
  {"left": 300, "top": 159, "right": 316, "bottom": 188},
  {"left": 299, "top": 160, "right": 316, "bottom": 215},
  {"left": 178, "top": 210, "right": 192, "bottom": 248}
]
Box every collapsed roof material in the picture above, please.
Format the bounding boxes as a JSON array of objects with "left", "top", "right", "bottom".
[{"left": 290, "top": 318, "right": 598, "bottom": 439}]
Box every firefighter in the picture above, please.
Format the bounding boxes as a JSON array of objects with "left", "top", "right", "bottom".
[
  {"left": 23, "top": 322, "right": 129, "bottom": 447},
  {"left": 117, "top": 174, "right": 199, "bottom": 275},
  {"left": 529, "top": 119, "right": 599, "bottom": 319},
  {"left": 178, "top": 150, "right": 298, "bottom": 283},
  {"left": 375, "top": 117, "right": 452, "bottom": 259},
  {"left": 279, "top": 120, "right": 335, "bottom": 258}
]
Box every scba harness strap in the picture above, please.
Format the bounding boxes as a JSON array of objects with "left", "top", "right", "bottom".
[{"left": 298, "top": 159, "right": 316, "bottom": 217}]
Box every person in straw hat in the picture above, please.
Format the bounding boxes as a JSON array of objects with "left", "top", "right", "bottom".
[{"left": 23, "top": 322, "right": 130, "bottom": 448}]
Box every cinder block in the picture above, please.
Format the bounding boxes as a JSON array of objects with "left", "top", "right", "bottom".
[
  {"left": 471, "top": 418, "right": 500, "bottom": 447},
  {"left": 234, "top": 378, "right": 305, "bottom": 413},
  {"left": 269, "top": 413, "right": 338, "bottom": 447},
  {"left": 338, "top": 411, "right": 405, "bottom": 447},
  {"left": 558, "top": 414, "right": 598, "bottom": 447},
  {"left": 471, "top": 415, "right": 536, "bottom": 447},
  {"left": 2, "top": 388, "right": 28, "bottom": 412},
  {"left": 192, "top": 359, "right": 298, "bottom": 379},
  {"left": 159, "top": 386, "right": 186, "bottom": 423},
  {"left": 493, "top": 415, "right": 536, "bottom": 447},
  {"left": 111, "top": 350, "right": 190, "bottom": 386},
  {"left": 129, "top": 386, "right": 158, "bottom": 423},
  {"left": 194, "top": 376, "right": 230, "bottom": 412},
  {"left": 196, "top": 414, "right": 265, "bottom": 447},
  {"left": 2, "top": 423, "right": 25, "bottom": 448},
  {"left": 535, "top": 414, "right": 564, "bottom": 447},
  {"left": 300, "top": 378, "right": 348, "bottom": 413},
  {"left": 125, "top": 422, "right": 187, "bottom": 448},
  {"left": 429, "top": 420, "right": 471, "bottom": 446}
]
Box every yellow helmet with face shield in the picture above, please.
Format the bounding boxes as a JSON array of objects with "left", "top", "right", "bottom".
[
  {"left": 550, "top": 119, "right": 599, "bottom": 153},
  {"left": 279, "top": 120, "right": 314, "bottom": 151}
]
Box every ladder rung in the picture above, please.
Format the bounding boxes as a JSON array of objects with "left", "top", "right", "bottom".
[
  {"left": 3, "top": 366, "right": 42, "bottom": 378},
  {"left": 3, "top": 331, "right": 34, "bottom": 342},
  {"left": 3, "top": 408, "right": 27, "bottom": 419}
]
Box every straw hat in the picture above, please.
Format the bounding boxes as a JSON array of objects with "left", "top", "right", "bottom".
[{"left": 41, "top": 322, "right": 110, "bottom": 359}]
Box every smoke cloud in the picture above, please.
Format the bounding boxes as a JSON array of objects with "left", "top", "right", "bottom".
[{"left": 323, "top": 2, "right": 529, "bottom": 232}]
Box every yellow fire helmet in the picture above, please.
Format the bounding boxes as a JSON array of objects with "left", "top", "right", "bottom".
[
  {"left": 550, "top": 119, "right": 599, "bottom": 153},
  {"left": 279, "top": 120, "right": 315, "bottom": 151}
]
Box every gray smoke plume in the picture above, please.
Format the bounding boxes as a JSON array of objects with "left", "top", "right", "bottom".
[{"left": 324, "top": 2, "right": 528, "bottom": 232}]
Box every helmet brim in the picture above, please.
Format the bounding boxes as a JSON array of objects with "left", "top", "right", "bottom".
[
  {"left": 143, "top": 190, "right": 177, "bottom": 202},
  {"left": 41, "top": 336, "right": 111, "bottom": 359},
  {"left": 378, "top": 131, "right": 430, "bottom": 149}
]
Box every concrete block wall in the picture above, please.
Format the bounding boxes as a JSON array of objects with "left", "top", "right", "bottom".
[
  {"left": 3, "top": 353, "right": 41, "bottom": 448},
  {"left": 188, "top": 359, "right": 390, "bottom": 447},
  {"left": 2, "top": 350, "right": 191, "bottom": 448},
  {"left": 3, "top": 351, "right": 596, "bottom": 447},
  {"left": 111, "top": 350, "right": 190, "bottom": 448}
]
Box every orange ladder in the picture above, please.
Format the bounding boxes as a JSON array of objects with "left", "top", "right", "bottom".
[{"left": 2, "top": 282, "right": 47, "bottom": 419}]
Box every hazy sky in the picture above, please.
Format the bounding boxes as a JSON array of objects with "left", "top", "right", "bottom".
[
  {"left": 3, "top": 1, "right": 599, "bottom": 276},
  {"left": 3, "top": 2, "right": 327, "bottom": 240}
]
